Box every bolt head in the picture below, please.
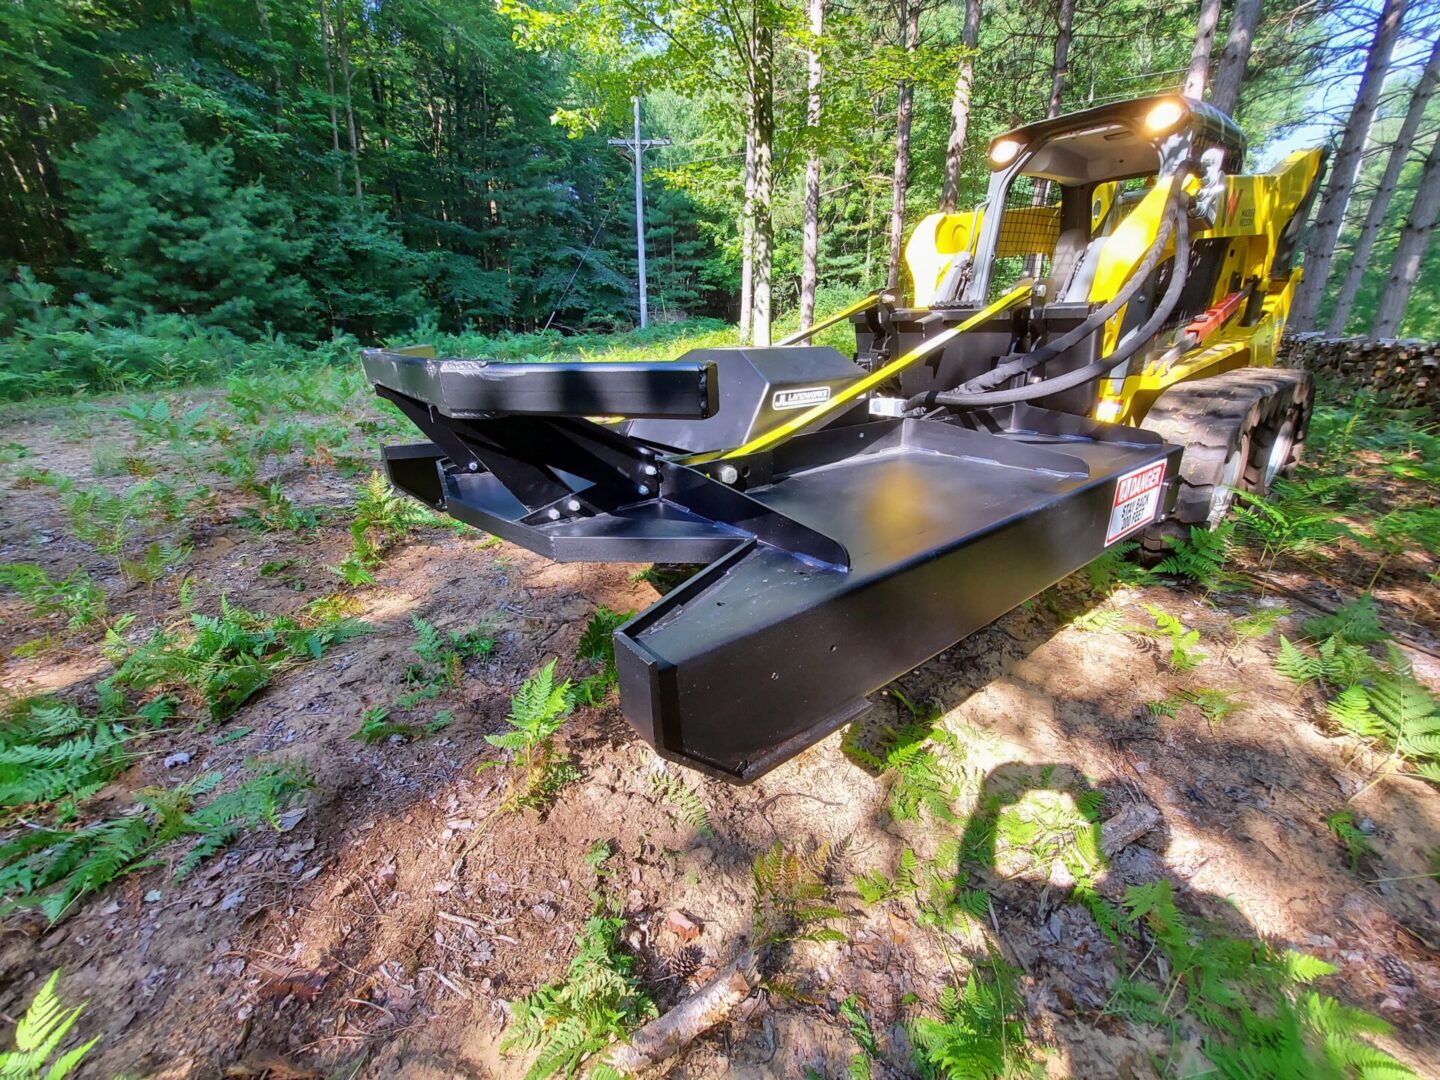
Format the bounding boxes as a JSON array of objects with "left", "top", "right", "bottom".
[
  {"left": 467, "top": 461, "right": 479, "bottom": 472},
  {"left": 547, "top": 507, "right": 561, "bottom": 520},
  {"left": 565, "top": 499, "right": 582, "bottom": 513},
  {"left": 643, "top": 464, "right": 659, "bottom": 476},
  {"left": 637, "top": 484, "right": 651, "bottom": 497},
  {"left": 717, "top": 464, "right": 739, "bottom": 485}
]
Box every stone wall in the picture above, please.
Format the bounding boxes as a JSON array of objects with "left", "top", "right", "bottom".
[{"left": 1279, "top": 334, "right": 1439, "bottom": 410}]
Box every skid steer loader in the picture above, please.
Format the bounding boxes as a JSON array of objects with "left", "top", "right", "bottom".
[{"left": 362, "top": 95, "right": 1325, "bottom": 782}]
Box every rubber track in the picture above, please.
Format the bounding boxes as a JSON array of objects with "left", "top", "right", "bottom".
[{"left": 1140, "top": 367, "right": 1313, "bottom": 530}]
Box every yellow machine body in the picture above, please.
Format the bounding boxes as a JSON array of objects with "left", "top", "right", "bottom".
[{"left": 904, "top": 137, "right": 1323, "bottom": 427}]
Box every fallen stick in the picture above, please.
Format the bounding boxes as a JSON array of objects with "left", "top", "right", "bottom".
[
  {"left": 1099, "top": 801, "right": 1161, "bottom": 857},
  {"left": 593, "top": 803, "right": 1161, "bottom": 1076},
  {"left": 596, "top": 951, "right": 760, "bottom": 1074}
]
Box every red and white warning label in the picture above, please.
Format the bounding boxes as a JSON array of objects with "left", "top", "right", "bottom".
[{"left": 1105, "top": 461, "right": 1166, "bottom": 545}]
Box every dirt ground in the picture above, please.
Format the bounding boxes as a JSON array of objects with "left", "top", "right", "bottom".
[{"left": 1, "top": 386, "right": 1438, "bottom": 1079}]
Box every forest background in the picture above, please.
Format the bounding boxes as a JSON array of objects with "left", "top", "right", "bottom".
[{"left": 2, "top": 0, "right": 1438, "bottom": 400}]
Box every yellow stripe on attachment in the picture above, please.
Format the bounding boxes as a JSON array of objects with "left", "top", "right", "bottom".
[
  {"left": 685, "top": 284, "right": 1031, "bottom": 465},
  {"left": 774, "top": 293, "right": 884, "bottom": 347}
]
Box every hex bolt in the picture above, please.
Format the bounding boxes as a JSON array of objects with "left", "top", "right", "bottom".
[
  {"left": 565, "top": 499, "right": 582, "bottom": 513},
  {"left": 717, "top": 464, "right": 739, "bottom": 485},
  {"left": 547, "top": 508, "right": 561, "bottom": 520},
  {"left": 642, "top": 464, "right": 659, "bottom": 476},
  {"left": 467, "top": 461, "right": 479, "bottom": 472},
  {"left": 637, "top": 485, "right": 651, "bottom": 497}
]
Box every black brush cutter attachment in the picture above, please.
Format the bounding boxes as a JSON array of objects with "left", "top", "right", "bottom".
[{"left": 363, "top": 345, "right": 1179, "bottom": 782}]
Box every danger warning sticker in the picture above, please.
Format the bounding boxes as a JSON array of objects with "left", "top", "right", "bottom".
[{"left": 1105, "top": 461, "right": 1166, "bottom": 545}]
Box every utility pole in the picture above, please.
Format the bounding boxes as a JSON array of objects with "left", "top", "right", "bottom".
[{"left": 609, "top": 97, "right": 669, "bottom": 329}]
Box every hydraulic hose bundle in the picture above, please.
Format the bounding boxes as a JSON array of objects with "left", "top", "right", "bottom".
[{"left": 906, "top": 171, "right": 1195, "bottom": 412}]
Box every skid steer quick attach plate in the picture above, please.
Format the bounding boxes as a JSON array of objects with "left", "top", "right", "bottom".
[{"left": 364, "top": 349, "right": 1179, "bottom": 782}]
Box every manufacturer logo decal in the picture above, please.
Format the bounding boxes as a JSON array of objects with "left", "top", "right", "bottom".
[
  {"left": 772, "top": 386, "right": 831, "bottom": 411},
  {"left": 1105, "top": 461, "right": 1166, "bottom": 545}
]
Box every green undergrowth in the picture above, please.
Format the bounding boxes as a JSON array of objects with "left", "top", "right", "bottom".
[
  {"left": 104, "top": 594, "right": 372, "bottom": 721},
  {"left": 0, "top": 762, "right": 312, "bottom": 922},
  {"left": 499, "top": 842, "right": 655, "bottom": 1080},
  {"left": 1, "top": 689, "right": 174, "bottom": 819},
  {"left": 481, "top": 660, "right": 579, "bottom": 813},
  {"left": 0, "top": 970, "right": 99, "bottom": 1078},
  {"left": 352, "top": 615, "right": 491, "bottom": 744}
]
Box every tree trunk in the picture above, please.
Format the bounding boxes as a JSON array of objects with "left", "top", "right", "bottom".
[
  {"left": 752, "top": 19, "right": 775, "bottom": 347},
  {"left": 800, "top": 0, "right": 825, "bottom": 331},
  {"left": 335, "top": 0, "right": 365, "bottom": 203},
  {"left": 885, "top": 0, "right": 922, "bottom": 291},
  {"left": 1290, "top": 0, "right": 1406, "bottom": 331},
  {"left": 1209, "top": 0, "right": 1261, "bottom": 115},
  {"left": 1046, "top": 0, "right": 1077, "bottom": 119},
  {"left": 940, "top": 0, "right": 982, "bottom": 214},
  {"left": 739, "top": 111, "right": 755, "bottom": 345},
  {"left": 1372, "top": 124, "right": 1440, "bottom": 339},
  {"left": 1183, "top": 0, "right": 1223, "bottom": 100},
  {"left": 318, "top": 0, "right": 344, "bottom": 193},
  {"left": 1328, "top": 35, "right": 1440, "bottom": 335}
]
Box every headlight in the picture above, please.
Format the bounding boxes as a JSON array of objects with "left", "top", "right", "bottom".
[
  {"left": 1144, "top": 99, "right": 1185, "bottom": 134},
  {"left": 989, "top": 138, "right": 1024, "bottom": 167}
]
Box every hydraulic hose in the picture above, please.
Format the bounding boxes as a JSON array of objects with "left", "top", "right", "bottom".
[{"left": 906, "top": 171, "right": 1194, "bottom": 411}]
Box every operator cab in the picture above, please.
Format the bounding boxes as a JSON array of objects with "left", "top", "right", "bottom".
[{"left": 861, "top": 95, "right": 1247, "bottom": 417}]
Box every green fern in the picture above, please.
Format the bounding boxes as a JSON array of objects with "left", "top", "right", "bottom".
[
  {"left": 1233, "top": 482, "right": 1350, "bottom": 569},
  {"left": 1103, "top": 876, "right": 1414, "bottom": 1077},
  {"left": 1145, "top": 606, "right": 1206, "bottom": 672},
  {"left": 1231, "top": 605, "right": 1291, "bottom": 642},
  {"left": 751, "top": 841, "right": 846, "bottom": 948},
  {"left": 0, "top": 564, "right": 109, "bottom": 631},
  {"left": 482, "top": 661, "right": 578, "bottom": 812},
  {"left": 0, "top": 763, "right": 310, "bottom": 922},
  {"left": 0, "top": 693, "right": 171, "bottom": 812},
  {"left": 908, "top": 954, "right": 1037, "bottom": 1080},
  {"left": 844, "top": 700, "right": 972, "bottom": 824},
  {"left": 572, "top": 606, "right": 632, "bottom": 705},
  {"left": 501, "top": 908, "right": 655, "bottom": 1079},
  {"left": 1153, "top": 522, "right": 1237, "bottom": 590},
  {"left": 0, "top": 971, "right": 99, "bottom": 1079},
  {"left": 1302, "top": 595, "right": 1388, "bottom": 645},
  {"left": 106, "top": 596, "right": 371, "bottom": 720},
  {"left": 649, "top": 770, "right": 711, "bottom": 835},
  {"left": 840, "top": 995, "right": 880, "bottom": 1080},
  {"left": 1080, "top": 542, "right": 1147, "bottom": 594}
]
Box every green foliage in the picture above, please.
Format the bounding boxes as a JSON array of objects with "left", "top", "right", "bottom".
[
  {"left": 1152, "top": 522, "right": 1238, "bottom": 590},
  {"left": 113, "top": 398, "right": 210, "bottom": 444},
  {"left": 1145, "top": 606, "right": 1206, "bottom": 672},
  {"left": 908, "top": 955, "right": 1038, "bottom": 1080},
  {"left": 1274, "top": 635, "right": 1377, "bottom": 692},
  {"left": 501, "top": 906, "right": 655, "bottom": 1079},
  {"left": 1231, "top": 605, "right": 1291, "bottom": 642},
  {"left": 1103, "top": 877, "right": 1414, "bottom": 1078},
  {"left": 239, "top": 483, "right": 321, "bottom": 534},
  {"left": 62, "top": 104, "right": 313, "bottom": 334},
  {"left": 1080, "top": 542, "right": 1147, "bottom": 594},
  {"left": 751, "top": 841, "right": 845, "bottom": 948},
  {"left": 351, "top": 706, "right": 453, "bottom": 746},
  {"left": 329, "top": 472, "right": 431, "bottom": 582},
  {"left": 1302, "top": 595, "right": 1388, "bottom": 645},
  {"left": 482, "top": 661, "right": 578, "bottom": 812},
  {"left": 572, "top": 606, "right": 631, "bottom": 705},
  {"left": 106, "top": 596, "right": 372, "bottom": 720},
  {"left": 1233, "top": 483, "right": 1351, "bottom": 569},
  {"left": 649, "top": 770, "right": 711, "bottom": 835},
  {"left": 0, "top": 763, "right": 311, "bottom": 922},
  {"left": 1325, "top": 810, "right": 1377, "bottom": 874},
  {"left": 0, "top": 971, "right": 99, "bottom": 1079},
  {"left": 843, "top": 695, "right": 972, "bottom": 824},
  {"left": 118, "top": 540, "right": 192, "bottom": 586},
  {"left": 0, "top": 564, "right": 108, "bottom": 631},
  {"left": 0, "top": 692, "right": 171, "bottom": 813},
  {"left": 351, "top": 616, "right": 487, "bottom": 744},
  {"left": 840, "top": 995, "right": 880, "bottom": 1080}
]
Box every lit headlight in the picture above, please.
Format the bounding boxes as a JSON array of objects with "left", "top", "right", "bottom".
[
  {"left": 1144, "top": 99, "right": 1185, "bottom": 134},
  {"left": 989, "top": 138, "right": 1024, "bottom": 167}
]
